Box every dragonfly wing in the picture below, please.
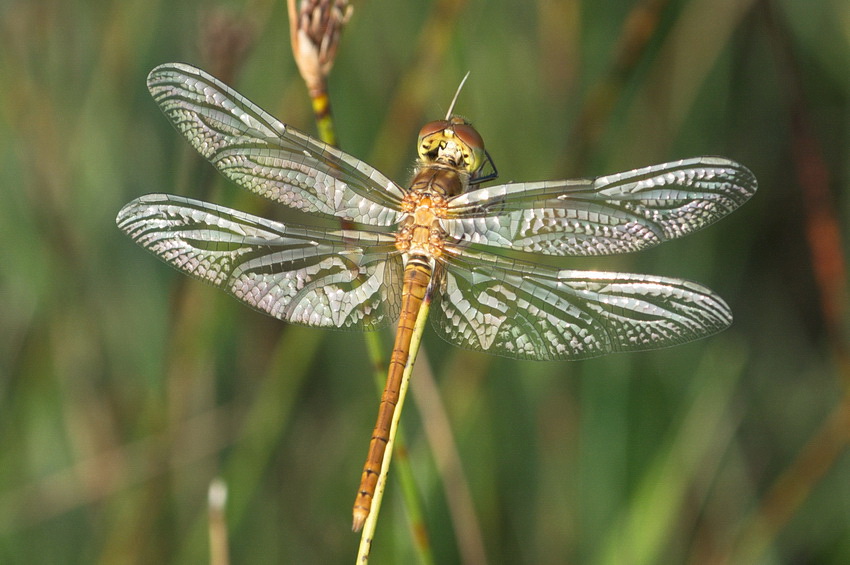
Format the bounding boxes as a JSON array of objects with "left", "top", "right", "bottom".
[
  {"left": 443, "top": 157, "right": 756, "bottom": 256},
  {"left": 147, "top": 63, "right": 405, "bottom": 226},
  {"left": 116, "top": 194, "right": 403, "bottom": 330},
  {"left": 432, "top": 248, "right": 731, "bottom": 360}
]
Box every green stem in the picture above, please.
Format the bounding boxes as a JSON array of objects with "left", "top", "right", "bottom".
[{"left": 308, "top": 87, "right": 431, "bottom": 564}]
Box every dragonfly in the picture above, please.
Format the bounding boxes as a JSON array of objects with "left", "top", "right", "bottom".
[{"left": 117, "top": 63, "right": 757, "bottom": 532}]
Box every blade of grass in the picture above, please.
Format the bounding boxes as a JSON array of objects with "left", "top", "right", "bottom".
[
  {"left": 208, "top": 478, "right": 230, "bottom": 565},
  {"left": 411, "top": 355, "right": 488, "bottom": 565},
  {"left": 224, "top": 325, "right": 324, "bottom": 527},
  {"left": 595, "top": 338, "right": 747, "bottom": 565},
  {"left": 723, "top": 6, "right": 850, "bottom": 563}
]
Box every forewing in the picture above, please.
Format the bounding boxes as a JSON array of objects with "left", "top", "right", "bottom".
[
  {"left": 443, "top": 157, "right": 756, "bottom": 256},
  {"left": 432, "top": 248, "right": 731, "bottom": 360},
  {"left": 116, "top": 194, "right": 403, "bottom": 330},
  {"left": 147, "top": 63, "right": 405, "bottom": 226}
]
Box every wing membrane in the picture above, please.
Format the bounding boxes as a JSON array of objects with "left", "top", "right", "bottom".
[
  {"left": 147, "top": 63, "right": 405, "bottom": 226},
  {"left": 433, "top": 247, "right": 731, "bottom": 360},
  {"left": 443, "top": 157, "right": 756, "bottom": 256},
  {"left": 116, "top": 194, "right": 403, "bottom": 329}
]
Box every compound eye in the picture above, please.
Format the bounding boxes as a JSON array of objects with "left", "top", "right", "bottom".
[
  {"left": 418, "top": 120, "right": 449, "bottom": 142},
  {"left": 451, "top": 123, "right": 486, "bottom": 174},
  {"left": 452, "top": 123, "right": 485, "bottom": 153}
]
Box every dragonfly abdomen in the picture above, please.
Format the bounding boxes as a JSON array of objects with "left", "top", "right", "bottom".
[{"left": 352, "top": 257, "right": 433, "bottom": 531}]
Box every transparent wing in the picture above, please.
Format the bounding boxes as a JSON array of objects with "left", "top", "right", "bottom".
[
  {"left": 116, "top": 194, "right": 403, "bottom": 330},
  {"left": 147, "top": 63, "right": 405, "bottom": 226},
  {"left": 432, "top": 247, "right": 731, "bottom": 360},
  {"left": 443, "top": 157, "right": 756, "bottom": 256}
]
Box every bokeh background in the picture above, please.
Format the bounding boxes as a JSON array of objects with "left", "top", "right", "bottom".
[{"left": 2, "top": 0, "right": 849, "bottom": 563}]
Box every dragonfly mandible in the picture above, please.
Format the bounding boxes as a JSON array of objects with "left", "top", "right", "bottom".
[{"left": 116, "top": 63, "right": 757, "bottom": 531}]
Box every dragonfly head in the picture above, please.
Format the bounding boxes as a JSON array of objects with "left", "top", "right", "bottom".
[{"left": 417, "top": 116, "right": 487, "bottom": 177}]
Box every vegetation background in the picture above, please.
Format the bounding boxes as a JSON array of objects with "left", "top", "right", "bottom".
[{"left": 2, "top": 0, "right": 849, "bottom": 563}]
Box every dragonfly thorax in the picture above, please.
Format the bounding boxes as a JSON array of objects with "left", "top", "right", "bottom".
[
  {"left": 409, "top": 163, "right": 468, "bottom": 198},
  {"left": 396, "top": 190, "right": 449, "bottom": 258}
]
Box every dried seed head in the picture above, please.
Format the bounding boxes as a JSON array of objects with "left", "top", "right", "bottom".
[{"left": 288, "top": 0, "right": 352, "bottom": 96}]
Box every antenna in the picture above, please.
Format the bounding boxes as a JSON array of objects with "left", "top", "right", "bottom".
[{"left": 445, "top": 72, "right": 471, "bottom": 120}]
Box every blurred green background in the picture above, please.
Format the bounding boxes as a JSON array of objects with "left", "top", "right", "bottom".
[{"left": 2, "top": 0, "right": 849, "bottom": 563}]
